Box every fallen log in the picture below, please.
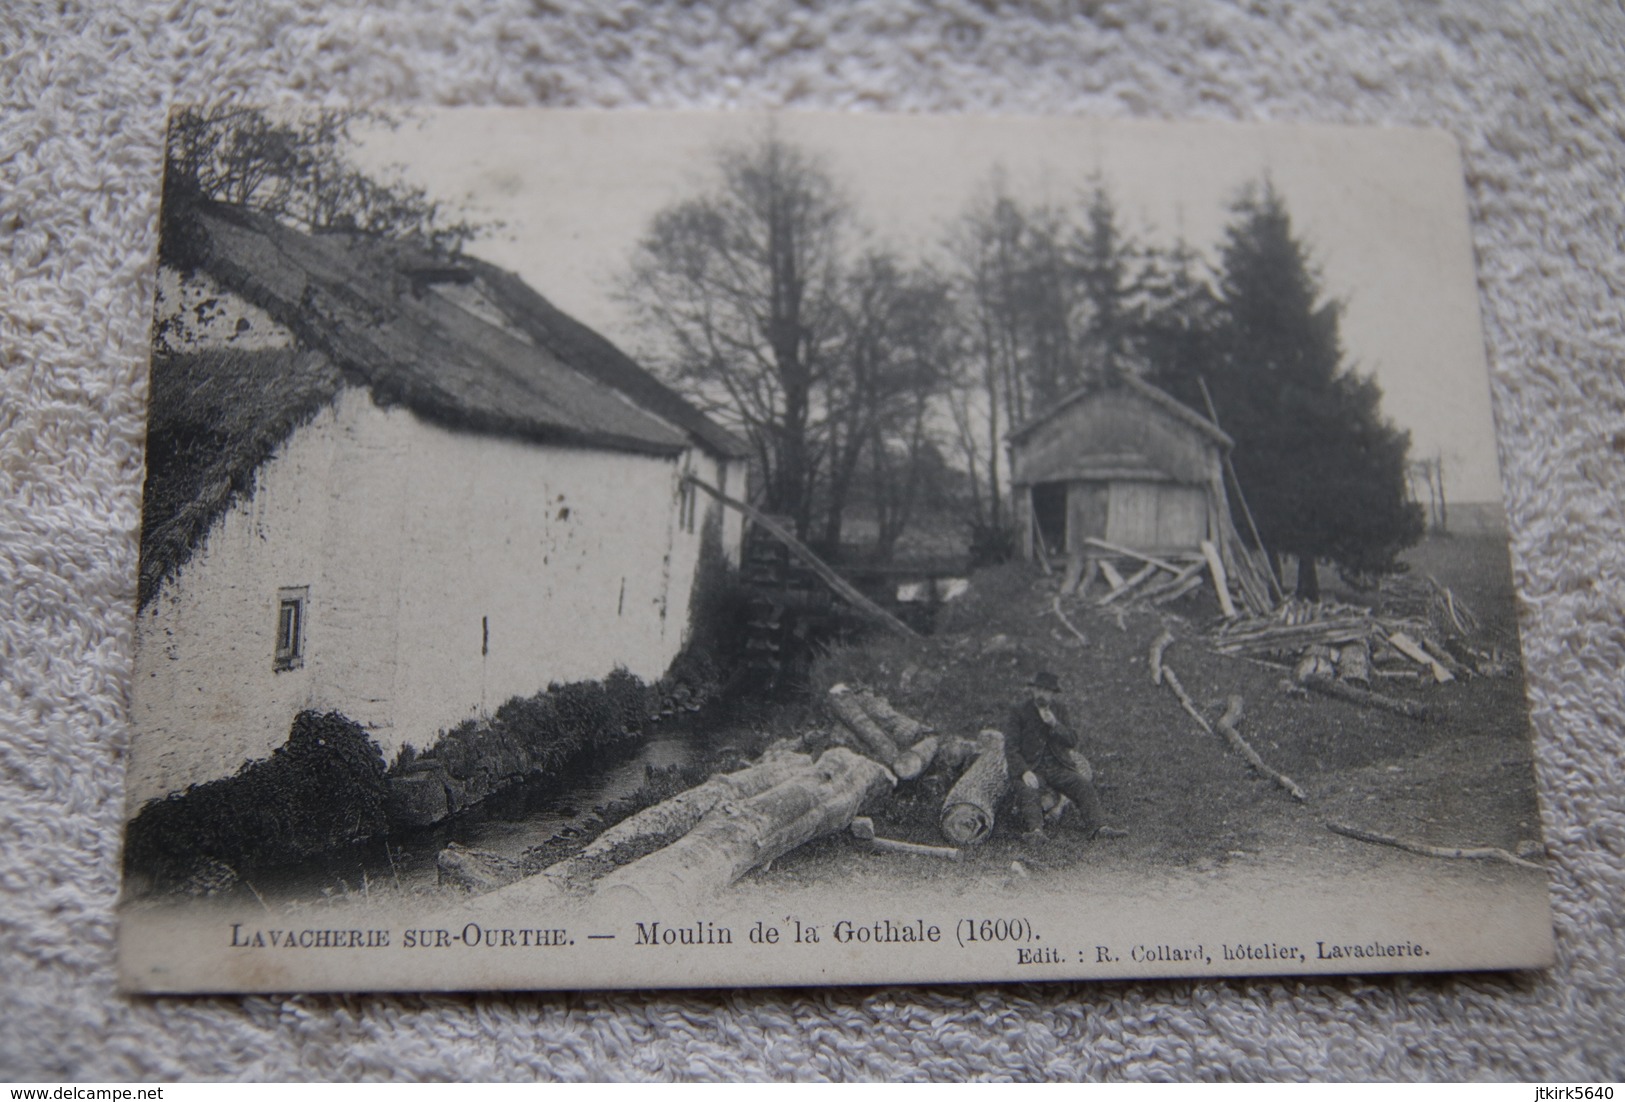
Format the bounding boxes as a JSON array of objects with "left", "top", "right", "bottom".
[
  {"left": 1098, "top": 559, "right": 1126, "bottom": 591},
  {"left": 853, "top": 689, "right": 933, "bottom": 747},
  {"left": 467, "top": 749, "right": 815, "bottom": 908},
  {"left": 1161, "top": 667, "right": 1214, "bottom": 736},
  {"left": 1149, "top": 628, "right": 1175, "bottom": 686},
  {"left": 1215, "top": 618, "right": 1377, "bottom": 655},
  {"left": 1215, "top": 695, "right": 1306, "bottom": 802},
  {"left": 1337, "top": 640, "right": 1372, "bottom": 686},
  {"left": 1293, "top": 645, "right": 1338, "bottom": 684},
  {"left": 893, "top": 735, "right": 940, "bottom": 782},
  {"left": 940, "top": 730, "right": 1008, "bottom": 845},
  {"left": 1326, "top": 821, "right": 1542, "bottom": 871},
  {"left": 1417, "top": 633, "right": 1471, "bottom": 679},
  {"left": 1302, "top": 675, "right": 1429, "bottom": 721},
  {"left": 827, "top": 684, "right": 901, "bottom": 765},
  {"left": 1052, "top": 595, "right": 1089, "bottom": 647},
  {"left": 850, "top": 817, "right": 962, "bottom": 861},
  {"left": 594, "top": 748, "right": 895, "bottom": 910}
]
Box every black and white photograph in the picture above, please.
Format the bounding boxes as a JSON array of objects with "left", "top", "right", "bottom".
[{"left": 117, "top": 107, "right": 1552, "bottom": 994}]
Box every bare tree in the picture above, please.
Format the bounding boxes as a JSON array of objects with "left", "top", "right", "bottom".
[
  {"left": 811, "top": 253, "right": 956, "bottom": 555},
  {"left": 623, "top": 135, "right": 849, "bottom": 538},
  {"left": 945, "top": 179, "right": 1076, "bottom": 531},
  {"left": 162, "top": 106, "right": 479, "bottom": 253}
]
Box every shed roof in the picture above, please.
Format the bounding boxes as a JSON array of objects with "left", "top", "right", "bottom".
[{"left": 1008, "top": 374, "right": 1233, "bottom": 450}]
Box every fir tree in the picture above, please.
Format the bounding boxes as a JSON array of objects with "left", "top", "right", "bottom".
[{"left": 1206, "top": 182, "right": 1423, "bottom": 598}]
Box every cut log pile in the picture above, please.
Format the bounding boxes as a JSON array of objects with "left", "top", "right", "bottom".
[
  {"left": 448, "top": 685, "right": 1025, "bottom": 910},
  {"left": 1211, "top": 584, "right": 1496, "bottom": 708}
]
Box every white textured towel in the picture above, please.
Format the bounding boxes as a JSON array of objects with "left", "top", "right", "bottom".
[{"left": 2, "top": 0, "right": 1622, "bottom": 1081}]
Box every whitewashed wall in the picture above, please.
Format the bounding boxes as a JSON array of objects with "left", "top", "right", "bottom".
[{"left": 127, "top": 388, "right": 737, "bottom": 812}]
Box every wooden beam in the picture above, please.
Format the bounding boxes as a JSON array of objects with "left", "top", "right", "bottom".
[
  {"left": 1201, "top": 539, "right": 1237, "bottom": 619},
  {"left": 1081, "top": 537, "right": 1178, "bottom": 574},
  {"left": 1198, "top": 376, "right": 1284, "bottom": 604},
  {"left": 1215, "top": 695, "right": 1306, "bottom": 802},
  {"left": 1138, "top": 560, "right": 1205, "bottom": 603},
  {"left": 1388, "top": 630, "right": 1454, "bottom": 683},
  {"left": 685, "top": 475, "right": 920, "bottom": 638},
  {"left": 1327, "top": 821, "right": 1541, "bottom": 871},
  {"left": 1098, "top": 562, "right": 1159, "bottom": 606}
]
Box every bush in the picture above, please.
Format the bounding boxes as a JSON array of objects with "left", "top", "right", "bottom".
[
  {"left": 411, "top": 669, "right": 657, "bottom": 807},
  {"left": 968, "top": 521, "right": 1019, "bottom": 569},
  {"left": 123, "top": 710, "right": 388, "bottom": 891}
]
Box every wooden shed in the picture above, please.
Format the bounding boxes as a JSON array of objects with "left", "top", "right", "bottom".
[{"left": 1008, "top": 375, "right": 1235, "bottom": 563}]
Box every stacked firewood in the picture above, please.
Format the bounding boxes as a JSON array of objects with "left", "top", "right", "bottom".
[
  {"left": 824, "top": 684, "right": 1003, "bottom": 848},
  {"left": 1216, "top": 591, "right": 1484, "bottom": 679},
  {"left": 440, "top": 686, "right": 982, "bottom": 909},
  {"left": 1208, "top": 582, "right": 1499, "bottom": 720}
]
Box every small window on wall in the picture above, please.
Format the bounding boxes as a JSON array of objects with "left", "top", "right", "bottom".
[
  {"left": 679, "top": 480, "right": 698, "bottom": 534},
  {"left": 274, "top": 587, "right": 308, "bottom": 671}
]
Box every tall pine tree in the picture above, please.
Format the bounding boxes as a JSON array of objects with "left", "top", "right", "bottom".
[{"left": 1204, "top": 182, "right": 1422, "bottom": 598}]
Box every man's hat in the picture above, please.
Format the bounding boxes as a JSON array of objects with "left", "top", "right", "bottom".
[{"left": 1029, "top": 670, "right": 1062, "bottom": 693}]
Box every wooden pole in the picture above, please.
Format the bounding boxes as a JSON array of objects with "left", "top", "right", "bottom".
[
  {"left": 1302, "top": 675, "right": 1429, "bottom": 722},
  {"left": 1198, "top": 376, "right": 1284, "bottom": 603},
  {"left": 1214, "top": 695, "right": 1307, "bottom": 802},
  {"left": 1081, "top": 537, "right": 1178, "bottom": 574},
  {"left": 1201, "top": 540, "right": 1238, "bottom": 620},
  {"left": 685, "top": 475, "right": 919, "bottom": 638},
  {"left": 1098, "top": 562, "right": 1159, "bottom": 605},
  {"left": 1327, "top": 821, "right": 1540, "bottom": 870}
]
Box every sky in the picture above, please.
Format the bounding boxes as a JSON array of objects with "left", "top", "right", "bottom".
[{"left": 355, "top": 110, "right": 1504, "bottom": 503}]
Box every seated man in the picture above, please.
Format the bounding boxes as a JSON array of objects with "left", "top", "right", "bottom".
[{"left": 1005, "top": 670, "right": 1120, "bottom": 843}]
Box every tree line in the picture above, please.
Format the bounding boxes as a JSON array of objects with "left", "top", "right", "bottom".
[
  {"left": 157, "top": 109, "right": 1422, "bottom": 596},
  {"left": 622, "top": 134, "right": 1423, "bottom": 596}
]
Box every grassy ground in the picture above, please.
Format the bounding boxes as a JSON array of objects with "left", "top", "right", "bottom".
[{"left": 752, "top": 529, "right": 1543, "bottom": 889}]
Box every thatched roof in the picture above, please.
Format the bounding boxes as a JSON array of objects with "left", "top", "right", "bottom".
[
  {"left": 461, "top": 258, "right": 750, "bottom": 460},
  {"left": 139, "top": 202, "right": 743, "bottom": 607},
  {"left": 1007, "top": 374, "right": 1234, "bottom": 450},
  {"left": 186, "top": 203, "right": 694, "bottom": 456},
  {"left": 140, "top": 346, "right": 344, "bottom": 608}
]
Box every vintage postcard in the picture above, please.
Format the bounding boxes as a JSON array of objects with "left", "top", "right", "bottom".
[{"left": 118, "top": 109, "right": 1552, "bottom": 993}]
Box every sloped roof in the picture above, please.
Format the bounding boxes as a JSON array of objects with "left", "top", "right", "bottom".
[
  {"left": 460, "top": 257, "right": 750, "bottom": 459},
  {"left": 140, "top": 346, "right": 344, "bottom": 608},
  {"left": 1007, "top": 374, "right": 1233, "bottom": 450},
  {"left": 187, "top": 203, "right": 691, "bottom": 456},
  {"left": 140, "top": 202, "right": 740, "bottom": 607}
]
